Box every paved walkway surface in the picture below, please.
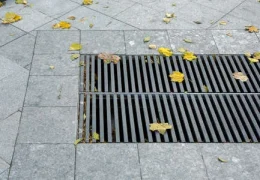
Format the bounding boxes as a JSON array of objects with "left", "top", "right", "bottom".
[{"left": 0, "top": 0, "right": 260, "bottom": 179}]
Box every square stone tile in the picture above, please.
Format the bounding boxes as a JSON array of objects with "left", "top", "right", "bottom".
[
  {"left": 168, "top": 30, "right": 219, "bottom": 54},
  {"left": 0, "top": 168, "right": 9, "bottom": 180},
  {"left": 139, "top": 0, "right": 190, "bottom": 12},
  {"left": 35, "top": 31, "right": 80, "bottom": 54},
  {"left": 28, "top": 0, "right": 79, "bottom": 18},
  {"left": 138, "top": 144, "right": 207, "bottom": 180},
  {"left": 24, "top": 76, "right": 78, "bottom": 107},
  {"left": 0, "top": 112, "right": 21, "bottom": 164},
  {"left": 125, "top": 30, "right": 171, "bottom": 54},
  {"left": 211, "top": 30, "right": 260, "bottom": 54},
  {"left": 201, "top": 144, "right": 260, "bottom": 180},
  {"left": 58, "top": 6, "right": 136, "bottom": 30},
  {"left": 0, "top": 34, "right": 35, "bottom": 67},
  {"left": 0, "top": 159, "right": 9, "bottom": 176},
  {"left": 18, "top": 107, "right": 77, "bottom": 143},
  {"left": 81, "top": 31, "right": 125, "bottom": 54},
  {"left": 9, "top": 144, "right": 75, "bottom": 180},
  {"left": 31, "top": 54, "right": 79, "bottom": 76},
  {"left": 76, "top": 144, "right": 141, "bottom": 180},
  {"left": 0, "top": 24, "right": 25, "bottom": 47}
]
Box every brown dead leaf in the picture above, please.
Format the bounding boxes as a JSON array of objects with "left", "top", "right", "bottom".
[
  {"left": 98, "top": 53, "right": 121, "bottom": 64},
  {"left": 67, "top": 16, "right": 76, "bottom": 20},
  {"left": 226, "top": 33, "right": 232, "bottom": 37},
  {"left": 245, "top": 25, "right": 259, "bottom": 33},
  {"left": 232, "top": 72, "right": 248, "bottom": 82},
  {"left": 149, "top": 123, "right": 172, "bottom": 135}
]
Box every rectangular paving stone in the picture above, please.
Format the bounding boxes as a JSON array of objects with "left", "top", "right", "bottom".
[
  {"left": 0, "top": 160, "right": 9, "bottom": 177},
  {"left": 0, "top": 168, "right": 9, "bottom": 180},
  {"left": 211, "top": 30, "right": 260, "bottom": 54},
  {"left": 0, "top": 34, "right": 35, "bottom": 68},
  {"left": 31, "top": 54, "right": 78, "bottom": 76},
  {"left": 18, "top": 107, "right": 77, "bottom": 143},
  {"left": 0, "top": 24, "right": 25, "bottom": 47},
  {"left": 76, "top": 144, "right": 141, "bottom": 180},
  {"left": 168, "top": 30, "right": 219, "bottom": 54},
  {"left": 125, "top": 30, "right": 171, "bottom": 55},
  {"left": 80, "top": 31, "right": 125, "bottom": 54},
  {"left": 24, "top": 76, "right": 78, "bottom": 107},
  {"left": 201, "top": 144, "right": 260, "bottom": 180},
  {"left": 9, "top": 144, "right": 75, "bottom": 180},
  {"left": 138, "top": 144, "right": 208, "bottom": 180},
  {"left": 35, "top": 31, "right": 80, "bottom": 54}
]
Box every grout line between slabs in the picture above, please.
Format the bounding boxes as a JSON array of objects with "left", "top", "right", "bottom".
[{"left": 136, "top": 144, "right": 143, "bottom": 180}]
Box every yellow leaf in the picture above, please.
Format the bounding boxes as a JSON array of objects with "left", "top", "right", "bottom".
[
  {"left": 67, "top": 16, "right": 76, "bottom": 20},
  {"left": 52, "top": 21, "right": 71, "bottom": 29},
  {"left": 2, "top": 12, "right": 22, "bottom": 24},
  {"left": 244, "top": 52, "right": 251, "bottom": 57},
  {"left": 169, "top": 71, "right": 184, "bottom": 83},
  {"left": 219, "top": 20, "right": 227, "bottom": 25},
  {"left": 69, "top": 43, "right": 82, "bottom": 51},
  {"left": 49, "top": 65, "right": 55, "bottom": 69},
  {"left": 15, "top": 0, "right": 27, "bottom": 4},
  {"left": 245, "top": 25, "right": 259, "bottom": 33},
  {"left": 143, "top": 36, "right": 150, "bottom": 42},
  {"left": 71, "top": 54, "right": 80, "bottom": 60},
  {"left": 83, "top": 113, "right": 86, "bottom": 120},
  {"left": 0, "top": 2, "right": 4, "bottom": 7},
  {"left": 232, "top": 72, "right": 248, "bottom": 82},
  {"left": 178, "top": 47, "right": 186, "bottom": 53},
  {"left": 248, "top": 58, "right": 259, "bottom": 63},
  {"left": 163, "top": 18, "right": 171, "bottom": 24},
  {"left": 83, "top": 0, "right": 93, "bottom": 5},
  {"left": 253, "top": 52, "right": 260, "bottom": 59},
  {"left": 183, "top": 38, "right": 193, "bottom": 43},
  {"left": 149, "top": 123, "right": 172, "bottom": 135},
  {"left": 89, "top": 23, "right": 94, "bottom": 28},
  {"left": 165, "top": 13, "right": 175, "bottom": 18},
  {"left": 218, "top": 157, "right": 228, "bottom": 163},
  {"left": 93, "top": 132, "right": 100, "bottom": 140},
  {"left": 158, "top": 47, "right": 173, "bottom": 57},
  {"left": 74, "top": 138, "right": 83, "bottom": 145},
  {"left": 98, "top": 53, "right": 121, "bottom": 64},
  {"left": 203, "top": 85, "right": 209, "bottom": 92},
  {"left": 148, "top": 44, "right": 157, "bottom": 49},
  {"left": 183, "top": 51, "right": 197, "bottom": 61}
]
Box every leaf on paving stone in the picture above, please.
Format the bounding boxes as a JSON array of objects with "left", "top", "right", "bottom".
[
  {"left": 49, "top": 65, "right": 55, "bottom": 69},
  {"left": 143, "top": 36, "right": 151, "bottom": 43},
  {"left": 165, "top": 13, "right": 175, "bottom": 18},
  {"left": 193, "top": 21, "right": 202, "bottom": 24},
  {"left": 0, "top": 2, "right": 4, "bottom": 7},
  {"left": 69, "top": 43, "right": 82, "bottom": 51},
  {"left": 67, "top": 16, "right": 76, "bottom": 20},
  {"left": 103, "top": 6, "right": 109, "bottom": 8},
  {"left": 93, "top": 132, "right": 100, "bottom": 140},
  {"left": 203, "top": 85, "right": 209, "bottom": 92},
  {"left": 2, "top": 12, "right": 22, "bottom": 24},
  {"left": 149, "top": 44, "right": 157, "bottom": 49},
  {"left": 244, "top": 52, "right": 251, "bottom": 57},
  {"left": 15, "top": 0, "right": 27, "bottom": 4},
  {"left": 149, "top": 123, "right": 172, "bottom": 135},
  {"left": 89, "top": 23, "right": 94, "bottom": 28},
  {"left": 245, "top": 25, "right": 259, "bottom": 33},
  {"left": 163, "top": 17, "right": 171, "bottom": 24},
  {"left": 183, "top": 38, "right": 193, "bottom": 43},
  {"left": 226, "top": 33, "right": 232, "bottom": 37},
  {"left": 79, "top": 17, "right": 87, "bottom": 22},
  {"left": 183, "top": 51, "right": 197, "bottom": 61},
  {"left": 71, "top": 54, "right": 80, "bottom": 60},
  {"left": 178, "top": 47, "right": 187, "bottom": 53},
  {"left": 219, "top": 21, "right": 227, "bottom": 25},
  {"left": 98, "top": 53, "right": 121, "bottom": 64},
  {"left": 83, "top": 0, "right": 93, "bottom": 5},
  {"left": 172, "top": 3, "right": 176, "bottom": 6},
  {"left": 169, "top": 71, "right": 184, "bottom": 83},
  {"left": 74, "top": 138, "right": 83, "bottom": 145},
  {"left": 158, "top": 47, "right": 173, "bottom": 57},
  {"left": 52, "top": 21, "right": 71, "bottom": 29},
  {"left": 218, "top": 157, "right": 228, "bottom": 163},
  {"left": 232, "top": 72, "right": 248, "bottom": 82}
]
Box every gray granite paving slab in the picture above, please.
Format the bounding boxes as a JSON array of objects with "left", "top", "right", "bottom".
[
  {"left": 138, "top": 144, "right": 207, "bottom": 180},
  {"left": 0, "top": 24, "right": 25, "bottom": 47},
  {"left": 80, "top": 31, "right": 125, "bottom": 54},
  {"left": 256, "top": 33, "right": 260, "bottom": 41},
  {"left": 35, "top": 31, "right": 80, "bottom": 54},
  {"left": 28, "top": 0, "right": 79, "bottom": 18},
  {"left": 115, "top": 4, "right": 200, "bottom": 30},
  {"left": 18, "top": 107, "right": 77, "bottom": 143},
  {"left": 0, "top": 169, "right": 9, "bottom": 180},
  {"left": 212, "top": 30, "right": 260, "bottom": 53},
  {"left": 168, "top": 30, "right": 219, "bottom": 54},
  {"left": 201, "top": 144, "right": 260, "bottom": 180},
  {"left": 0, "top": 112, "right": 21, "bottom": 164},
  {"left": 0, "top": 160, "right": 9, "bottom": 176},
  {"left": 24, "top": 76, "right": 78, "bottom": 107},
  {"left": 31, "top": 54, "right": 78, "bottom": 76},
  {"left": 0, "top": 34, "right": 35, "bottom": 68},
  {"left": 9, "top": 144, "right": 75, "bottom": 180},
  {"left": 58, "top": 6, "right": 137, "bottom": 30},
  {"left": 125, "top": 30, "right": 171, "bottom": 55},
  {"left": 0, "top": 69, "right": 28, "bottom": 120},
  {"left": 76, "top": 144, "right": 141, "bottom": 180}
]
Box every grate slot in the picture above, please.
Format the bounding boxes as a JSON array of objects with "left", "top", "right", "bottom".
[
  {"left": 159, "top": 56, "right": 171, "bottom": 92},
  {"left": 197, "top": 56, "right": 214, "bottom": 92},
  {"left": 177, "top": 55, "right": 192, "bottom": 92},
  {"left": 147, "top": 56, "right": 158, "bottom": 92}
]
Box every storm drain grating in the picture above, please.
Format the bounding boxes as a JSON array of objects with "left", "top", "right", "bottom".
[{"left": 78, "top": 55, "right": 260, "bottom": 143}]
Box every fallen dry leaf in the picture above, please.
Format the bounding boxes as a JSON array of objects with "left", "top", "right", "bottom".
[
  {"left": 71, "top": 54, "right": 80, "bottom": 60},
  {"left": 244, "top": 52, "right": 251, "bottom": 57},
  {"left": 183, "top": 38, "right": 193, "bottom": 43},
  {"left": 219, "top": 21, "right": 227, "bottom": 25},
  {"left": 67, "top": 16, "right": 76, "bottom": 20},
  {"left": 248, "top": 58, "right": 259, "bottom": 63},
  {"left": 143, "top": 36, "right": 150, "bottom": 43},
  {"left": 0, "top": 1, "right": 4, "bottom": 7},
  {"left": 2, "top": 12, "right": 22, "bottom": 24},
  {"left": 165, "top": 13, "right": 175, "bottom": 18},
  {"left": 83, "top": 0, "right": 93, "bottom": 5},
  {"left": 232, "top": 72, "right": 248, "bottom": 82},
  {"left": 149, "top": 123, "right": 172, "bottom": 135},
  {"left": 183, "top": 51, "right": 197, "bottom": 61},
  {"left": 89, "top": 23, "right": 94, "bottom": 28},
  {"left": 149, "top": 44, "right": 157, "bottom": 49},
  {"left": 49, "top": 65, "right": 55, "bottom": 70},
  {"left": 74, "top": 138, "right": 83, "bottom": 145},
  {"left": 169, "top": 71, "right": 184, "bottom": 83},
  {"left": 15, "top": 0, "right": 27, "bottom": 4},
  {"left": 218, "top": 157, "right": 228, "bottom": 163},
  {"left": 79, "top": 17, "right": 87, "bottom": 22},
  {"left": 203, "top": 85, "right": 209, "bottom": 92},
  {"left": 245, "top": 25, "right": 259, "bottom": 33},
  {"left": 93, "top": 132, "right": 99, "bottom": 140},
  {"left": 158, "top": 47, "right": 173, "bottom": 57},
  {"left": 226, "top": 33, "right": 232, "bottom": 37},
  {"left": 244, "top": 52, "right": 260, "bottom": 63},
  {"left": 69, "top": 43, "right": 82, "bottom": 51},
  {"left": 163, "top": 18, "right": 171, "bottom": 24},
  {"left": 98, "top": 53, "right": 121, "bottom": 64},
  {"left": 193, "top": 21, "right": 202, "bottom": 24},
  {"left": 178, "top": 47, "right": 186, "bottom": 53},
  {"left": 52, "top": 21, "right": 71, "bottom": 29}
]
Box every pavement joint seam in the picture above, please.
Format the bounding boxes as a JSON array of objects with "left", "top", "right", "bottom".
[
  {"left": 0, "top": 168, "right": 9, "bottom": 176},
  {"left": 199, "top": 145, "right": 210, "bottom": 180},
  {"left": 166, "top": 30, "right": 174, "bottom": 52},
  {"left": 0, "top": 109, "right": 21, "bottom": 122},
  {"left": 136, "top": 144, "right": 143, "bottom": 180},
  {"left": 209, "top": 30, "right": 221, "bottom": 54}
]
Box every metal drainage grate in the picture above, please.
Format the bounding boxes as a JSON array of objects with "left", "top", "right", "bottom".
[{"left": 78, "top": 55, "right": 260, "bottom": 143}]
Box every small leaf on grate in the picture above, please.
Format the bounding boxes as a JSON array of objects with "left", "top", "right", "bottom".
[
  {"left": 232, "top": 72, "right": 248, "bottom": 82},
  {"left": 74, "top": 138, "right": 83, "bottom": 145},
  {"left": 203, "top": 85, "right": 209, "bottom": 92},
  {"left": 218, "top": 157, "right": 228, "bottom": 163},
  {"left": 169, "top": 71, "right": 184, "bottom": 83},
  {"left": 93, "top": 132, "right": 100, "bottom": 140},
  {"left": 150, "top": 123, "right": 172, "bottom": 135},
  {"left": 183, "top": 51, "right": 197, "bottom": 61},
  {"left": 98, "top": 53, "right": 121, "bottom": 64},
  {"left": 158, "top": 47, "right": 173, "bottom": 57}
]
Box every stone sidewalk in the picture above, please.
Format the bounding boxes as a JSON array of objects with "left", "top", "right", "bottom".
[{"left": 0, "top": 0, "right": 260, "bottom": 179}]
